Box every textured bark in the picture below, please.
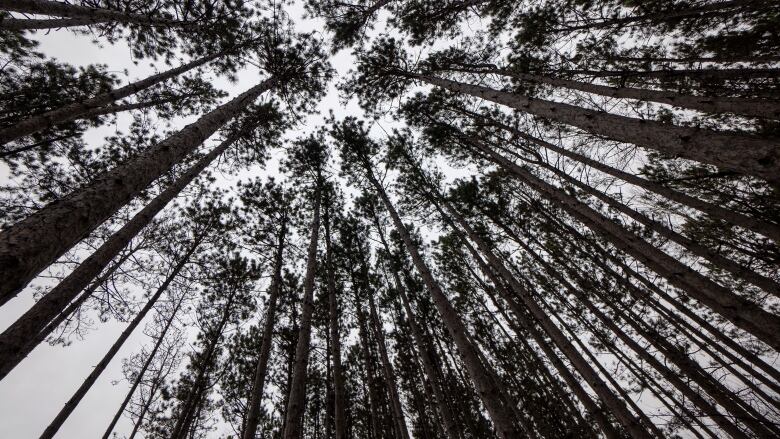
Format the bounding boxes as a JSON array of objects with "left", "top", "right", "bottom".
[
  {"left": 0, "top": 78, "right": 275, "bottom": 301},
  {"left": 282, "top": 190, "right": 321, "bottom": 439},
  {"left": 373, "top": 219, "right": 462, "bottom": 439},
  {"left": 322, "top": 197, "right": 347, "bottom": 439},
  {"left": 368, "top": 292, "right": 411, "bottom": 439},
  {"left": 412, "top": 73, "right": 780, "bottom": 183},
  {"left": 0, "top": 135, "right": 239, "bottom": 379},
  {"left": 0, "top": 16, "right": 111, "bottom": 30},
  {"left": 467, "top": 116, "right": 780, "bottom": 242},
  {"left": 0, "top": 48, "right": 233, "bottom": 145},
  {"left": 102, "top": 296, "right": 184, "bottom": 439},
  {"left": 363, "top": 162, "right": 525, "bottom": 439},
  {"left": 521, "top": 149, "right": 780, "bottom": 296},
  {"left": 466, "top": 137, "right": 780, "bottom": 349},
  {"left": 242, "top": 215, "right": 287, "bottom": 439},
  {"left": 448, "top": 66, "right": 780, "bottom": 118},
  {"left": 39, "top": 238, "right": 201, "bottom": 439},
  {"left": 0, "top": 0, "right": 190, "bottom": 27}
]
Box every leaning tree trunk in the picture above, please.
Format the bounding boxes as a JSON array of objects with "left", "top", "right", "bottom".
[
  {"left": 242, "top": 215, "right": 287, "bottom": 439},
  {"left": 0, "top": 0, "right": 191, "bottom": 28},
  {"left": 102, "top": 295, "right": 185, "bottom": 439},
  {"left": 282, "top": 188, "right": 322, "bottom": 439},
  {"left": 0, "top": 134, "right": 239, "bottom": 379},
  {"left": 446, "top": 66, "right": 780, "bottom": 118},
  {"left": 0, "top": 16, "right": 112, "bottom": 30},
  {"left": 323, "top": 196, "right": 347, "bottom": 439},
  {"left": 463, "top": 136, "right": 780, "bottom": 349},
  {"left": 0, "top": 46, "right": 237, "bottom": 145},
  {"left": 373, "top": 217, "right": 463, "bottom": 439},
  {"left": 39, "top": 237, "right": 202, "bottom": 439},
  {"left": 466, "top": 115, "right": 780, "bottom": 242},
  {"left": 409, "top": 73, "right": 780, "bottom": 184},
  {"left": 363, "top": 160, "right": 527, "bottom": 439},
  {"left": 0, "top": 78, "right": 275, "bottom": 302},
  {"left": 368, "top": 291, "right": 411, "bottom": 439}
]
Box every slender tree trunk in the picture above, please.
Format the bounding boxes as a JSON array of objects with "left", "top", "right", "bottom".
[
  {"left": 0, "top": 78, "right": 275, "bottom": 301},
  {"left": 39, "top": 237, "right": 202, "bottom": 439},
  {"left": 0, "top": 16, "right": 112, "bottom": 30},
  {"left": 282, "top": 188, "right": 321, "bottom": 439},
  {"left": 101, "top": 295, "right": 184, "bottom": 439},
  {"left": 0, "top": 48, "right": 237, "bottom": 145},
  {"left": 374, "top": 218, "right": 462, "bottom": 439},
  {"left": 242, "top": 214, "right": 287, "bottom": 439},
  {"left": 353, "top": 287, "right": 383, "bottom": 439},
  {"left": 466, "top": 115, "right": 780, "bottom": 241},
  {"left": 410, "top": 73, "right": 780, "bottom": 183},
  {"left": 463, "top": 136, "right": 780, "bottom": 349},
  {"left": 127, "top": 365, "right": 165, "bottom": 439},
  {"left": 0, "top": 135, "right": 239, "bottom": 378},
  {"left": 445, "top": 66, "right": 780, "bottom": 118},
  {"left": 362, "top": 161, "right": 526, "bottom": 439},
  {"left": 560, "top": 67, "right": 780, "bottom": 80},
  {"left": 368, "top": 292, "right": 411, "bottom": 439},
  {"left": 323, "top": 194, "right": 347, "bottom": 439},
  {"left": 0, "top": 0, "right": 191, "bottom": 27}
]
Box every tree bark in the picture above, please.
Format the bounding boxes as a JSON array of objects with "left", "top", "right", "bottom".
[
  {"left": 0, "top": 134, "right": 239, "bottom": 378},
  {"left": 362, "top": 161, "right": 526, "bottom": 439},
  {"left": 0, "top": 47, "right": 236, "bottom": 145},
  {"left": 0, "top": 0, "right": 191, "bottom": 28},
  {"left": 242, "top": 214, "right": 287, "bottom": 439},
  {"left": 39, "top": 237, "right": 201, "bottom": 439},
  {"left": 410, "top": 73, "right": 780, "bottom": 184},
  {"left": 282, "top": 188, "right": 321, "bottom": 439},
  {"left": 0, "top": 78, "right": 275, "bottom": 301},
  {"left": 0, "top": 16, "right": 112, "bottom": 30},
  {"left": 101, "top": 295, "right": 184, "bottom": 439},
  {"left": 464, "top": 136, "right": 780, "bottom": 349}
]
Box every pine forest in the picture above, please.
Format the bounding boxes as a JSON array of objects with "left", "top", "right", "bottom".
[{"left": 1, "top": 1, "right": 780, "bottom": 438}]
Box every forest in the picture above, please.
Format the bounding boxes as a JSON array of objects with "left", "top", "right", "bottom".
[{"left": 0, "top": 0, "right": 779, "bottom": 438}]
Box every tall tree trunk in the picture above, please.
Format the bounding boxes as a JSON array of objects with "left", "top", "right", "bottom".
[
  {"left": 0, "top": 134, "right": 239, "bottom": 378},
  {"left": 373, "top": 216, "right": 462, "bottom": 439},
  {"left": 101, "top": 295, "right": 185, "bottom": 439},
  {"left": 127, "top": 364, "right": 166, "bottom": 439},
  {"left": 0, "top": 78, "right": 275, "bottom": 301},
  {"left": 0, "top": 16, "right": 112, "bottom": 30},
  {"left": 323, "top": 193, "right": 347, "bottom": 439},
  {"left": 39, "top": 236, "right": 202, "bottom": 439},
  {"left": 463, "top": 136, "right": 780, "bottom": 349},
  {"left": 0, "top": 48, "right": 236, "bottom": 145},
  {"left": 353, "top": 287, "right": 383, "bottom": 439},
  {"left": 282, "top": 188, "right": 321, "bottom": 439},
  {"left": 460, "top": 112, "right": 780, "bottom": 241},
  {"left": 444, "top": 66, "right": 780, "bottom": 118},
  {"left": 409, "top": 73, "right": 780, "bottom": 183},
  {"left": 367, "top": 292, "right": 411, "bottom": 439},
  {"left": 242, "top": 214, "right": 287, "bottom": 439},
  {"left": 0, "top": 0, "right": 191, "bottom": 27},
  {"left": 362, "top": 160, "right": 526, "bottom": 439}
]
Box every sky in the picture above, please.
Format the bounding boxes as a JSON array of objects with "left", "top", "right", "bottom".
[{"left": 0, "top": 3, "right": 371, "bottom": 438}]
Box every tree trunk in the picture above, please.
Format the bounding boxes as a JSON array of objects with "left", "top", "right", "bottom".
[
  {"left": 282, "top": 189, "right": 321, "bottom": 439},
  {"left": 101, "top": 295, "right": 184, "bottom": 439},
  {"left": 0, "top": 48, "right": 235, "bottom": 145},
  {"left": 373, "top": 217, "right": 462, "bottom": 439},
  {"left": 368, "top": 292, "right": 411, "bottom": 439},
  {"left": 363, "top": 161, "right": 526, "bottom": 439},
  {"left": 0, "top": 16, "right": 112, "bottom": 30},
  {"left": 323, "top": 194, "right": 347, "bottom": 439},
  {"left": 464, "top": 136, "right": 780, "bottom": 349},
  {"left": 0, "top": 0, "right": 191, "bottom": 27},
  {"left": 0, "top": 134, "right": 239, "bottom": 378},
  {"left": 411, "top": 73, "right": 780, "bottom": 183},
  {"left": 39, "top": 237, "right": 202, "bottom": 439},
  {"left": 466, "top": 115, "right": 780, "bottom": 242},
  {"left": 446, "top": 66, "right": 780, "bottom": 118},
  {"left": 353, "top": 287, "right": 383, "bottom": 439},
  {"left": 0, "top": 78, "right": 275, "bottom": 301},
  {"left": 242, "top": 214, "right": 287, "bottom": 439},
  {"left": 127, "top": 365, "right": 165, "bottom": 439}
]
